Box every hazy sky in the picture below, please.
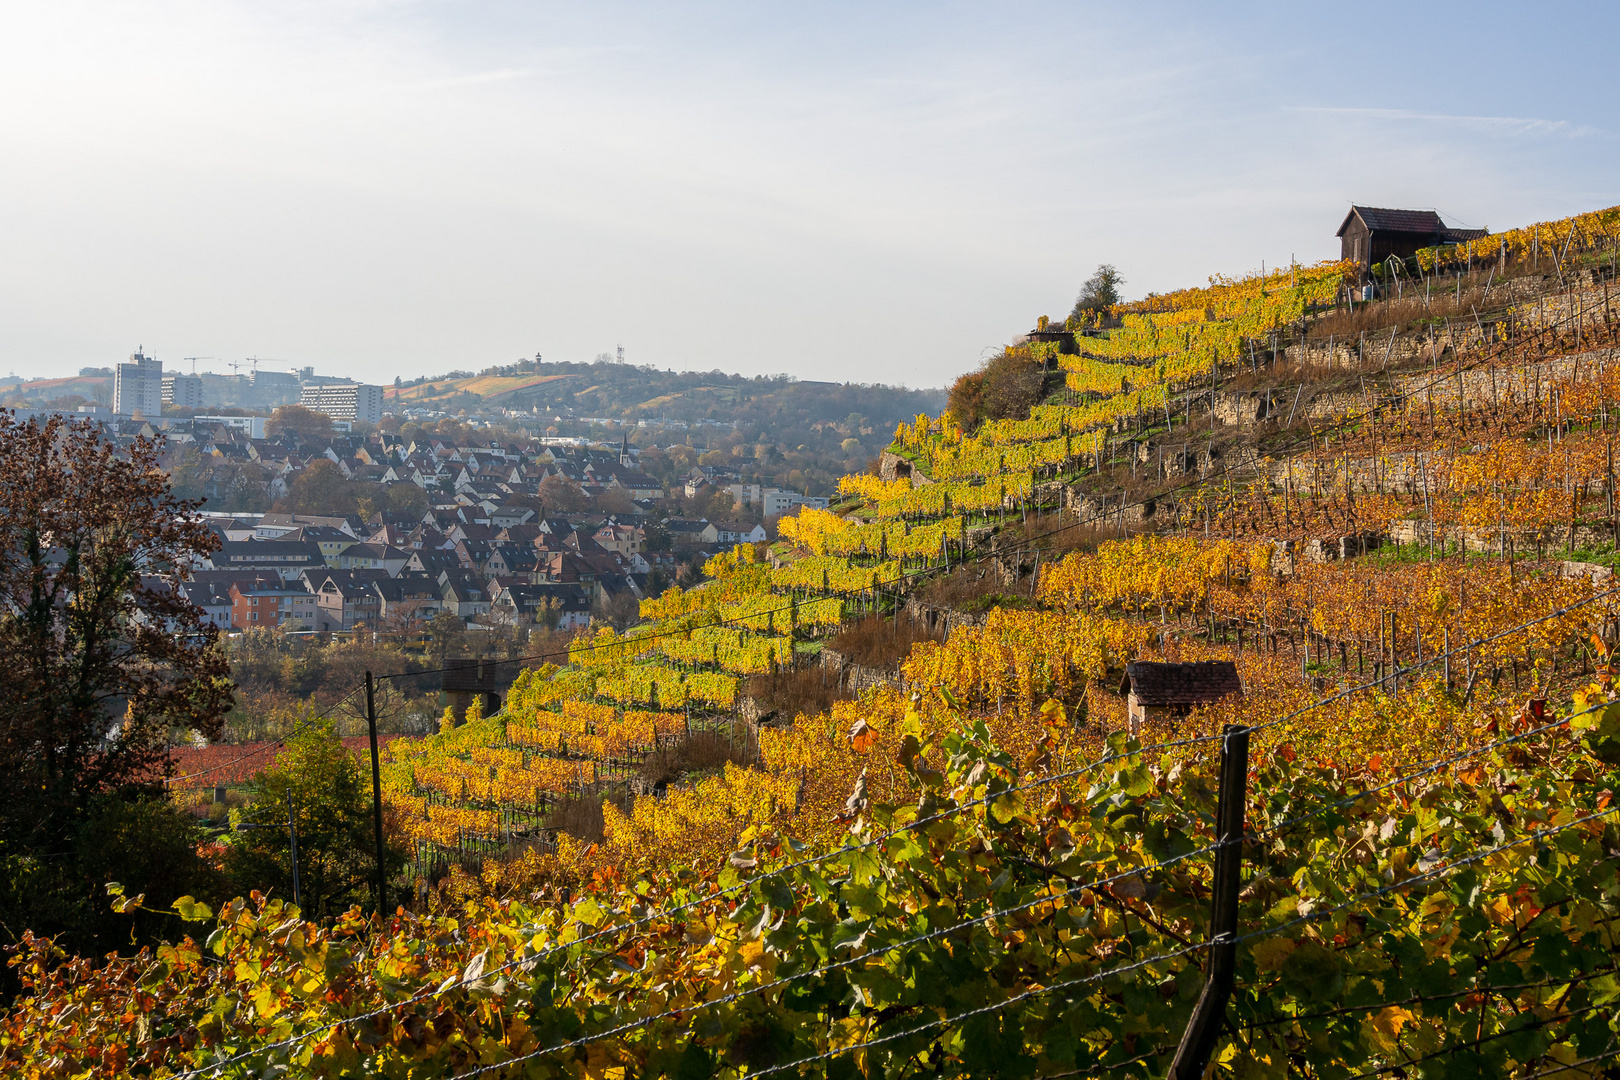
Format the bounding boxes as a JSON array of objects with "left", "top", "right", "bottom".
[{"left": 2, "top": 2, "right": 1614, "bottom": 389}]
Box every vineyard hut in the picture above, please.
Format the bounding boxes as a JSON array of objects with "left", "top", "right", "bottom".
[
  {"left": 1119, "top": 660, "right": 1243, "bottom": 736},
  {"left": 1024, "top": 315, "right": 1078, "bottom": 356},
  {"left": 1336, "top": 206, "right": 1488, "bottom": 274},
  {"left": 443, "top": 658, "right": 502, "bottom": 726}
]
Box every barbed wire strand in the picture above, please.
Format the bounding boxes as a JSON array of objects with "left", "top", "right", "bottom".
[
  {"left": 706, "top": 797, "right": 1620, "bottom": 1080},
  {"left": 437, "top": 695, "right": 1620, "bottom": 1080},
  {"left": 171, "top": 579, "right": 1620, "bottom": 1078}
]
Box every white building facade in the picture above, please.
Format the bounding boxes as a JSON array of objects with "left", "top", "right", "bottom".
[
  {"left": 161, "top": 373, "right": 203, "bottom": 410},
  {"left": 300, "top": 383, "right": 383, "bottom": 425},
  {"left": 113, "top": 349, "right": 163, "bottom": 417}
]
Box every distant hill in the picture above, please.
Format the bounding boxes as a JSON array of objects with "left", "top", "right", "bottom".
[
  {"left": 386, "top": 360, "right": 944, "bottom": 427},
  {"left": 386, "top": 360, "right": 946, "bottom": 496},
  {"left": 1, "top": 373, "right": 112, "bottom": 409}
]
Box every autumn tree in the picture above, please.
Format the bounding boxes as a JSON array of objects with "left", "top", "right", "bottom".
[
  {"left": 224, "top": 715, "right": 400, "bottom": 917},
  {"left": 538, "top": 473, "right": 589, "bottom": 514},
  {"left": 596, "top": 484, "right": 638, "bottom": 516},
  {"left": 1071, "top": 263, "right": 1124, "bottom": 320},
  {"left": 0, "top": 413, "right": 233, "bottom": 958},
  {"left": 946, "top": 347, "right": 1047, "bottom": 434},
  {"left": 278, "top": 458, "right": 354, "bottom": 515},
  {"left": 266, "top": 403, "right": 336, "bottom": 442}
]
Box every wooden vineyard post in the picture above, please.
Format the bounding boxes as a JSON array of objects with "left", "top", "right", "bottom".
[
  {"left": 365, "top": 671, "right": 387, "bottom": 916},
  {"left": 1169, "top": 724, "right": 1251, "bottom": 1080},
  {"left": 287, "top": 790, "right": 303, "bottom": 911},
  {"left": 1443, "top": 628, "right": 1451, "bottom": 690}
]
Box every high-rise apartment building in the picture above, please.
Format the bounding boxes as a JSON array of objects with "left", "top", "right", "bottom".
[
  {"left": 113, "top": 349, "right": 163, "bottom": 417},
  {"left": 161, "top": 373, "right": 203, "bottom": 410},
  {"left": 299, "top": 383, "right": 383, "bottom": 425}
]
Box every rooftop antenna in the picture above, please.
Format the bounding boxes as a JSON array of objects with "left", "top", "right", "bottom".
[{"left": 616, "top": 345, "right": 624, "bottom": 364}]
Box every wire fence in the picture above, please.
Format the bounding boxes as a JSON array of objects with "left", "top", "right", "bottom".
[{"left": 156, "top": 283, "right": 1620, "bottom": 1078}]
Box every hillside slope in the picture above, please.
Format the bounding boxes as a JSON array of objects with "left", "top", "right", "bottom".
[{"left": 9, "top": 205, "right": 1620, "bottom": 1079}]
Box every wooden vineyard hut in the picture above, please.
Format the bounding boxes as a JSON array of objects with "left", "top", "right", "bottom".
[{"left": 1336, "top": 205, "right": 1488, "bottom": 275}]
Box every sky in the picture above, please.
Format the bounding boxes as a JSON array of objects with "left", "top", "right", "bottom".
[{"left": 1, "top": 1, "right": 1615, "bottom": 390}]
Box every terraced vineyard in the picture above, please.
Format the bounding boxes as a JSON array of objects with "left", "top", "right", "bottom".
[{"left": 13, "top": 203, "right": 1620, "bottom": 1079}]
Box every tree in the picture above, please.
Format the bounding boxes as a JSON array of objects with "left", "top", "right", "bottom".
[
  {"left": 592, "top": 589, "right": 641, "bottom": 631},
  {"left": 980, "top": 349, "right": 1046, "bottom": 422},
  {"left": 280, "top": 459, "right": 352, "bottom": 515},
  {"left": 596, "top": 485, "right": 638, "bottom": 516},
  {"left": 0, "top": 413, "right": 232, "bottom": 957},
  {"left": 538, "top": 474, "right": 589, "bottom": 514},
  {"left": 266, "top": 404, "right": 335, "bottom": 442},
  {"left": 224, "top": 716, "right": 397, "bottom": 917},
  {"left": 429, "top": 609, "right": 467, "bottom": 664},
  {"left": 387, "top": 482, "right": 428, "bottom": 520},
  {"left": 945, "top": 348, "right": 1045, "bottom": 434},
  {"left": 1070, "top": 263, "right": 1124, "bottom": 320},
  {"left": 946, "top": 370, "right": 987, "bottom": 432}
]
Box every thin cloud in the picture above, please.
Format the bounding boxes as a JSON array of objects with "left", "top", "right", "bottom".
[{"left": 1289, "top": 106, "right": 1598, "bottom": 138}]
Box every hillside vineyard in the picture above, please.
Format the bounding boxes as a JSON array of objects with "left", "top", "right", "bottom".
[{"left": 9, "top": 205, "right": 1620, "bottom": 1078}]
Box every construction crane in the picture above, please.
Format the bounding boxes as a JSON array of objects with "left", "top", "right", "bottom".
[{"left": 182, "top": 357, "right": 217, "bottom": 375}]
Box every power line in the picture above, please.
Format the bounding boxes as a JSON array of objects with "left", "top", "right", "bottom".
[{"left": 162, "top": 685, "right": 366, "bottom": 787}]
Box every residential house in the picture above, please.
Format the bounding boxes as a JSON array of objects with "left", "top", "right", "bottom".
[
  {"left": 485, "top": 543, "right": 540, "bottom": 579},
  {"left": 372, "top": 574, "right": 445, "bottom": 628},
  {"left": 209, "top": 539, "right": 326, "bottom": 582},
  {"left": 305, "top": 569, "right": 390, "bottom": 631},
  {"left": 176, "top": 579, "right": 236, "bottom": 629},
  {"left": 230, "top": 578, "right": 321, "bottom": 631},
  {"left": 278, "top": 524, "right": 358, "bottom": 562},
  {"left": 256, "top": 512, "right": 360, "bottom": 539},
  {"left": 703, "top": 521, "right": 767, "bottom": 547},
  {"left": 489, "top": 504, "right": 537, "bottom": 529},
  {"left": 489, "top": 581, "right": 593, "bottom": 629},
  {"left": 662, "top": 517, "right": 710, "bottom": 544},
  {"left": 334, "top": 542, "right": 410, "bottom": 576},
  {"left": 592, "top": 522, "right": 643, "bottom": 558},
  {"left": 440, "top": 571, "right": 491, "bottom": 620},
  {"left": 405, "top": 548, "right": 463, "bottom": 577}
]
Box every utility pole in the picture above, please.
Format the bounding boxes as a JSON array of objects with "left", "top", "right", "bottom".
[
  {"left": 366, "top": 671, "right": 388, "bottom": 916},
  {"left": 1169, "top": 724, "right": 1251, "bottom": 1080}
]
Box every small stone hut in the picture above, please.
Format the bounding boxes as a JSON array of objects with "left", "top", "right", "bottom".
[{"left": 1119, "top": 660, "right": 1244, "bottom": 736}]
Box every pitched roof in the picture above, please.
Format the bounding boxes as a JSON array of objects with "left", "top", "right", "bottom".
[
  {"left": 1119, "top": 661, "right": 1243, "bottom": 706},
  {"left": 1337, "top": 206, "right": 1445, "bottom": 237}
]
